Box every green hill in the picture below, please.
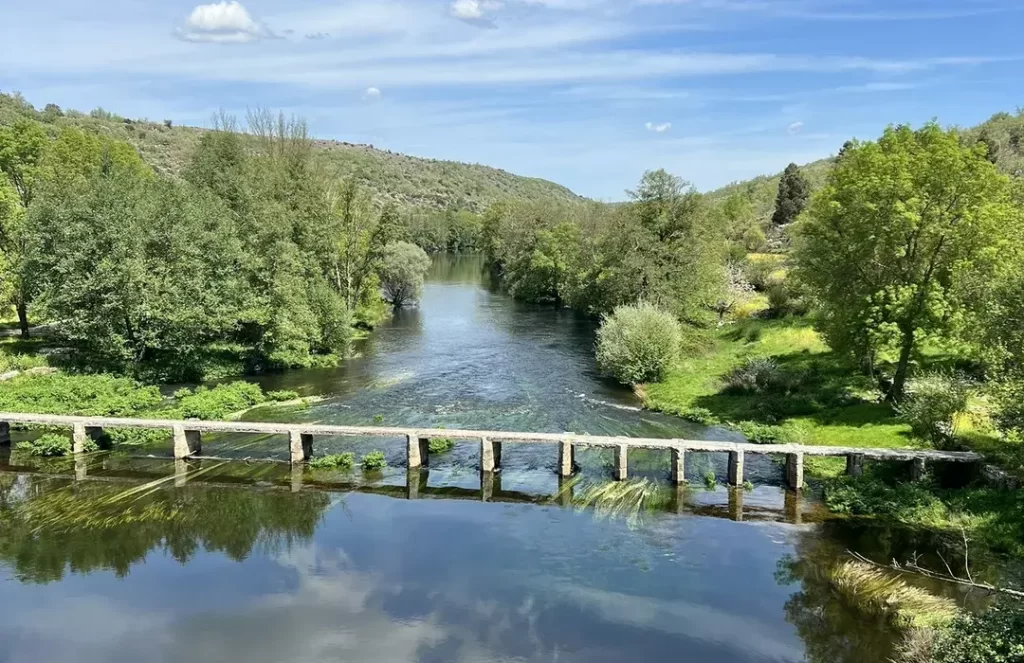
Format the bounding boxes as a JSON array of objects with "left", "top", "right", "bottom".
[
  {"left": 706, "top": 109, "right": 1024, "bottom": 231},
  {"left": 0, "top": 92, "right": 583, "bottom": 213}
]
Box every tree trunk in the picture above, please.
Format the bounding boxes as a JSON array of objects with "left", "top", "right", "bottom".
[
  {"left": 16, "top": 300, "right": 29, "bottom": 339},
  {"left": 890, "top": 328, "right": 915, "bottom": 402}
]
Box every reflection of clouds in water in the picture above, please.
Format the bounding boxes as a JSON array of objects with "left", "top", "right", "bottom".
[
  {"left": 0, "top": 544, "right": 445, "bottom": 663},
  {"left": 168, "top": 544, "right": 446, "bottom": 663},
  {"left": 552, "top": 583, "right": 803, "bottom": 662}
]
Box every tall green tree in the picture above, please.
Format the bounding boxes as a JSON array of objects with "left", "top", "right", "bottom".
[
  {"left": 771, "top": 163, "right": 810, "bottom": 226},
  {"left": 793, "top": 123, "right": 1020, "bottom": 400},
  {"left": 27, "top": 171, "right": 246, "bottom": 379},
  {"left": 0, "top": 119, "right": 47, "bottom": 335}
]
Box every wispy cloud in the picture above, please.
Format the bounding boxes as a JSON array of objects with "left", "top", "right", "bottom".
[
  {"left": 646, "top": 121, "right": 672, "bottom": 132},
  {"left": 787, "top": 120, "right": 804, "bottom": 134}
]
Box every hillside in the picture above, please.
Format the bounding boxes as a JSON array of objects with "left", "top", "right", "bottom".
[
  {"left": 0, "top": 92, "right": 583, "bottom": 213},
  {"left": 706, "top": 109, "right": 1024, "bottom": 230}
]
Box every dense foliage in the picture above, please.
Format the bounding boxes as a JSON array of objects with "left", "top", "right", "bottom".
[
  {"left": 793, "top": 123, "right": 1021, "bottom": 400},
  {"left": 928, "top": 602, "right": 1024, "bottom": 663},
  {"left": 377, "top": 241, "right": 432, "bottom": 308},
  {"left": 0, "top": 105, "right": 433, "bottom": 379},
  {"left": 483, "top": 169, "right": 726, "bottom": 322},
  {"left": 595, "top": 303, "right": 682, "bottom": 384}
]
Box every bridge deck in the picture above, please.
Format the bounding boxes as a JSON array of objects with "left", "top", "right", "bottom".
[{"left": 0, "top": 411, "right": 984, "bottom": 489}]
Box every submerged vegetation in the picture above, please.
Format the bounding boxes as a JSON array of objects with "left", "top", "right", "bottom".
[{"left": 308, "top": 453, "right": 355, "bottom": 470}]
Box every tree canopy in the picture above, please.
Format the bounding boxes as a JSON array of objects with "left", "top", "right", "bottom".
[{"left": 793, "top": 123, "right": 1021, "bottom": 399}]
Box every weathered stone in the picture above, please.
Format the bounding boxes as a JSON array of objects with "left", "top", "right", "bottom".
[
  {"left": 614, "top": 444, "right": 628, "bottom": 481},
  {"left": 72, "top": 424, "right": 104, "bottom": 454},
  {"left": 407, "top": 434, "right": 430, "bottom": 468},
  {"left": 481, "top": 437, "right": 496, "bottom": 472},
  {"left": 910, "top": 457, "right": 927, "bottom": 481},
  {"left": 671, "top": 447, "right": 686, "bottom": 484},
  {"left": 728, "top": 450, "right": 744, "bottom": 486},
  {"left": 0, "top": 421, "right": 9, "bottom": 446},
  {"left": 289, "top": 430, "right": 313, "bottom": 464},
  {"left": 785, "top": 452, "right": 804, "bottom": 490},
  {"left": 172, "top": 425, "right": 201, "bottom": 459},
  {"left": 846, "top": 453, "right": 865, "bottom": 477},
  {"left": 481, "top": 471, "right": 495, "bottom": 502},
  {"left": 559, "top": 440, "right": 574, "bottom": 477}
]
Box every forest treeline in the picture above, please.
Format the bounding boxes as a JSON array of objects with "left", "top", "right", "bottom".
[{"left": 0, "top": 106, "right": 448, "bottom": 381}]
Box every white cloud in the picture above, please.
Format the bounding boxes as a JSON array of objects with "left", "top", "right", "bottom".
[
  {"left": 363, "top": 86, "right": 383, "bottom": 100},
  {"left": 451, "top": 0, "right": 485, "bottom": 20},
  {"left": 787, "top": 120, "right": 804, "bottom": 134},
  {"left": 646, "top": 121, "right": 672, "bottom": 133},
  {"left": 176, "top": 1, "right": 274, "bottom": 43},
  {"left": 450, "top": 0, "right": 501, "bottom": 26}
]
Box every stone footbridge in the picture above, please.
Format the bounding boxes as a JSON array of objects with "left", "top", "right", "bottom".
[{"left": 0, "top": 412, "right": 986, "bottom": 490}]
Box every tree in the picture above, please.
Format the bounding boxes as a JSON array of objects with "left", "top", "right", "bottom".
[
  {"left": 771, "top": 163, "right": 810, "bottom": 226},
  {"left": 793, "top": 123, "right": 1020, "bottom": 400},
  {"left": 0, "top": 119, "right": 47, "bottom": 336},
  {"left": 27, "top": 171, "right": 247, "bottom": 379},
  {"left": 377, "top": 242, "right": 431, "bottom": 308}
]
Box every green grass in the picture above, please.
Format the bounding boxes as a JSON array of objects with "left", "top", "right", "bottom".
[{"left": 643, "top": 318, "right": 916, "bottom": 456}]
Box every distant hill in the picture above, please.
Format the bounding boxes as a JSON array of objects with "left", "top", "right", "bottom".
[
  {"left": 705, "top": 109, "right": 1024, "bottom": 229},
  {"left": 0, "top": 92, "right": 584, "bottom": 213}
]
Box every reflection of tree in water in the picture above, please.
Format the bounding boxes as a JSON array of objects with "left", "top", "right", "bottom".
[
  {"left": 0, "top": 476, "right": 332, "bottom": 583},
  {"left": 776, "top": 520, "right": 997, "bottom": 663}
]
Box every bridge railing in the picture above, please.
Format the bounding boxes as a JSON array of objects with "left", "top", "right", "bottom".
[{"left": 0, "top": 411, "right": 984, "bottom": 489}]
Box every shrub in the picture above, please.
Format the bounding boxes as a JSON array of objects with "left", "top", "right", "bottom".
[
  {"left": 737, "top": 421, "right": 791, "bottom": 444},
  {"left": 15, "top": 433, "right": 96, "bottom": 457},
  {"left": 176, "top": 382, "right": 267, "bottom": 420},
  {"left": 595, "top": 303, "right": 682, "bottom": 385},
  {"left": 743, "top": 259, "right": 777, "bottom": 292},
  {"left": 897, "top": 372, "right": 971, "bottom": 449},
  {"left": 361, "top": 450, "right": 387, "bottom": 470},
  {"left": 930, "top": 602, "right": 1024, "bottom": 663},
  {"left": 992, "top": 377, "right": 1024, "bottom": 439},
  {"left": 428, "top": 437, "right": 455, "bottom": 453},
  {"left": 308, "top": 453, "right": 354, "bottom": 470},
  {"left": 676, "top": 406, "right": 719, "bottom": 426},
  {"left": 724, "top": 357, "right": 789, "bottom": 394}
]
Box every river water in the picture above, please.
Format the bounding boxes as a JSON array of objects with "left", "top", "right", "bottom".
[{"left": 0, "top": 254, "right": 1000, "bottom": 663}]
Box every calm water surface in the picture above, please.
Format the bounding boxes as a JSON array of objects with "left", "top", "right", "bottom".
[{"left": 0, "top": 255, "right": 1002, "bottom": 663}]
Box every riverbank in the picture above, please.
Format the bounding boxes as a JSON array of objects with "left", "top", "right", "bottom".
[{"left": 641, "top": 317, "right": 1013, "bottom": 472}]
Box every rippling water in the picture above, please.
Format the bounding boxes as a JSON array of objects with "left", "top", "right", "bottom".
[{"left": 0, "top": 254, "right": 1000, "bottom": 663}]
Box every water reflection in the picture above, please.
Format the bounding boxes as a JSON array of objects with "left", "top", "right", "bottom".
[{"left": 1, "top": 463, "right": 1019, "bottom": 663}]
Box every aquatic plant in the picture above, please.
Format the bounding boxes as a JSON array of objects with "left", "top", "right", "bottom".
[
  {"left": 569, "top": 478, "right": 671, "bottom": 529},
  {"left": 372, "top": 414, "right": 384, "bottom": 423},
  {"left": 703, "top": 470, "right": 717, "bottom": 490},
  {"left": 827, "top": 560, "right": 958, "bottom": 630},
  {"left": 308, "top": 453, "right": 354, "bottom": 470},
  {"left": 361, "top": 450, "right": 387, "bottom": 470},
  {"left": 14, "top": 433, "right": 96, "bottom": 457},
  {"left": 742, "top": 480, "right": 754, "bottom": 491},
  {"left": 428, "top": 437, "right": 455, "bottom": 453}
]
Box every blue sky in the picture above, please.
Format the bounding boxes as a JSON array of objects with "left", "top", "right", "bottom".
[{"left": 2, "top": 0, "right": 1022, "bottom": 199}]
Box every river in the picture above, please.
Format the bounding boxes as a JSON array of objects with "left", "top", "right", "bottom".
[{"left": 0, "top": 254, "right": 998, "bottom": 663}]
